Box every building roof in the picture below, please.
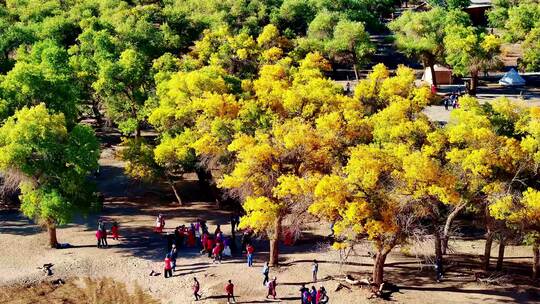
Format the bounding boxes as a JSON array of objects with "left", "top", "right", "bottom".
[{"left": 468, "top": 0, "right": 492, "bottom": 9}]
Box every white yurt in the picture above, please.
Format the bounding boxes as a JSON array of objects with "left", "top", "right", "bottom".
[{"left": 498, "top": 68, "right": 526, "bottom": 86}]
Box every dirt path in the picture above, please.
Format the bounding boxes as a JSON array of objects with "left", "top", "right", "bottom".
[{"left": 1, "top": 146, "right": 539, "bottom": 303}]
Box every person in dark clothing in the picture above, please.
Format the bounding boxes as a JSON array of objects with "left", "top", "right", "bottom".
[
  {"left": 299, "top": 284, "right": 309, "bottom": 304},
  {"left": 435, "top": 256, "right": 444, "bottom": 282},
  {"left": 312, "top": 260, "right": 318, "bottom": 282},
  {"left": 192, "top": 277, "right": 201, "bottom": 301},
  {"left": 310, "top": 286, "right": 317, "bottom": 304},
  {"left": 98, "top": 220, "right": 108, "bottom": 248},
  {"left": 214, "top": 225, "right": 221, "bottom": 238},
  {"left": 166, "top": 233, "right": 174, "bottom": 253},
  {"left": 200, "top": 220, "right": 209, "bottom": 235},
  {"left": 170, "top": 244, "right": 178, "bottom": 271},
  {"left": 262, "top": 262, "right": 270, "bottom": 286},
  {"left": 174, "top": 226, "right": 181, "bottom": 248}
]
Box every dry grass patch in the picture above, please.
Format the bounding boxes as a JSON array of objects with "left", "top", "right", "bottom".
[{"left": 0, "top": 277, "right": 159, "bottom": 304}]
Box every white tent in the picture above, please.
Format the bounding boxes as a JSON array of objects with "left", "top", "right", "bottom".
[{"left": 498, "top": 68, "right": 526, "bottom": 86}]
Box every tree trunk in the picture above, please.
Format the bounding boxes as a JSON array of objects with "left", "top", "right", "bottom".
[
  {"left": 442, "top": 202, "right": 466, "bottom": 255},
  {"left": 91, "top": 101, "right": 102, "bottom": 125},
  {"left": 47, "top": 220, "right": 58, "bottom": 249},
  {"left": 434, "top": 230, "right": 443, "bottom": 263},
  {"left": 373, "top": 252, "right": 388, "bottom": 285},
  {"left": 533, "top": 244, "right": 539, "bottom": 280},
  {"left": 168, "top": 178, "right": 183, "bottom": 206},
  {"left": 353, "top": 63, "right": 359, "bottom": 81},
  {"left": 269, "top": 216, "right": 282, "bottom": 267},
  {"left": 469, "top": 71, "right": 479, "bottom": 96},
  {"left": 496, "top": 236, "right": 505, "bottom": 271},
  {"left": 135, "top": 123, "right": 141, "bottom": 138},
  {"left": 483, "top": 229, "right": 493, "bottom": 271}
]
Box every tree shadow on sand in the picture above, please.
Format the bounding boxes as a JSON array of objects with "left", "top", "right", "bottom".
[{"left": 0, "top": 210, "right": 41, "bottom": 236}]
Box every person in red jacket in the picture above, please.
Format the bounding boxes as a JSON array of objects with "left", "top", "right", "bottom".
[
  {"left": 212, "top": 242, "right": 222, "bottom": 264},
  {"left": 246, "top": 244, "right": 254, "bottom": 267},
  {"left": 206, "top": 237, "right": 215, "bottom": 258},
  {"left": 111, "top": 221, "right": 119, "bottom": 240},
  {"left": 95, "top": 229, "right": 102, "bottom": 248},
  {"left": 225, "top": 280, "right": 236, "bottom": 303},
  {"left": 164, "top": 254, "right": 173, "bottom": 278}
]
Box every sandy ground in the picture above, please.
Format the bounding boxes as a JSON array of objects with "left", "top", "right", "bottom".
[{"left": 1, "top": 148, "right": 540, "bottom": 304}]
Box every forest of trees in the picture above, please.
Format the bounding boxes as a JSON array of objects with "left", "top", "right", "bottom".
[{"left": 0, "top": 0, "right": 539, "bottom": 285}]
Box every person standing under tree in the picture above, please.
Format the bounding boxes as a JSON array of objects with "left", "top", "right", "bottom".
[
  {"left": 164, "top": 254, "right": 173, "bottom": 278},
  {"left": 246, "top": 244, "right": 255, "bottom": 267},
  {"left": 225, "top": 280, "right": 236, "bottom": 304},
  {"left": 192, "top": 277, "right": 201, "bottom": 301},
  {"left": 262, "top": 262, "right": 270, "bottom": 286},
  {"left": 312, "top": 260, "right": 318, "bottom": 282}
]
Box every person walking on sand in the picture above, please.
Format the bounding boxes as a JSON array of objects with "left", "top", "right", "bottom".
[
  {"left": 312, "top": 260, "right": 318, "bottom": 282},
  {"left": 246, "top": 243, "right": 255, "bottom": 267},
  {"left": 99, "top": 221, "right": 108, "bottom": 248},
  {"left": 266, "top": 277, "right": 277, "bottom": 299},
  {"left": 170, "top": 244, "right": 178, "bottom": 271},
  {"left": 164, "top": 254, "right": 173, "bottom": 278},
  {"left": 225, "top": 280, "right": 236, "bottom": 303},
  {"left": 262, "top": 262, "right": 270, "bottom": 286},
  {"left": 192, "top": 277, "right": 201, "bottom": 301},
  {"left": 111, "top": 221, "right": 119, "bottom": 240}
]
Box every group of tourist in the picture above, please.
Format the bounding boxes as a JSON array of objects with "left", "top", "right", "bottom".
[
  {"left": 95, "top": 218, "right": 119, "bottom": 248},
  {"left": 443, "top": 91, "right": 461, "bottom": 110},
  {"left": 153, "top": 214, "right": 330, "bottom": 302},
  {"left": 299, "top": 284, "right": 329, "bottom": 304}
]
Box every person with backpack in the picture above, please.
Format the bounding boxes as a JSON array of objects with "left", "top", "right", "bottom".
[
  {"left": 192, "top": 277, "right": 201, "bottom": 301},
  {"left": 225, "top": 280, "right": 236, "bottom": 304},
  {"left": 266, "top": 277, "right": 277, "bottom": 300},
  {"left": 164, "top": 254, "right": 173, "bottom": 278},
  {"left": 262, "top": 262, "right": 269, "bottom": 286},
  {"left": 246, "top": 244, "right": 255, "bottom": 267}
]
